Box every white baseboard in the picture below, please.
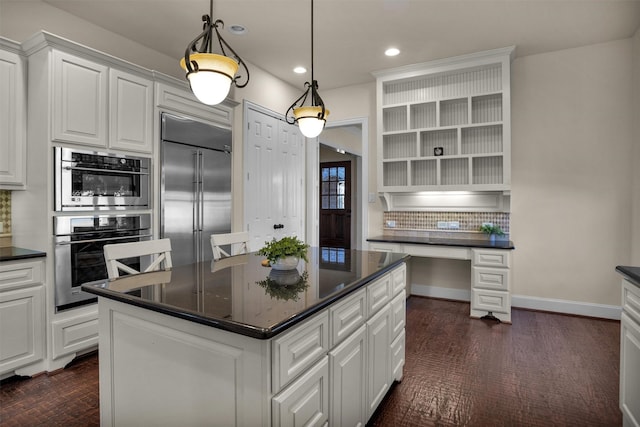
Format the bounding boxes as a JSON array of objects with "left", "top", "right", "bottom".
[
  {"left": 409, "top": 284, "right": 621, "bottom": 320},
  {"left": 510, "top": 294, "right": 621, "bottom": 320}
]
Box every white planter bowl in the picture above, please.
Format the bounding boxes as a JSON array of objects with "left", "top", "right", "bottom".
[{"left": 271, "top": 256, "right": 300, "bottom": 271}]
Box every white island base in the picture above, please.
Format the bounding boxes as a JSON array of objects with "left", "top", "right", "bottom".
[{"left": 96, "top": 262, "right": 407, "bottom": 427}]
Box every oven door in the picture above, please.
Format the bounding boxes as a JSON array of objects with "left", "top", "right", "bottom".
[
  {"left": 54, "top": 147, "right": 150, "bottom": 211},
  {"left": 54, "top": 232, "right": 151, "bottom": 310}
]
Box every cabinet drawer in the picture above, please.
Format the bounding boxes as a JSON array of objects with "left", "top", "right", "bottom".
[
  {"left": 472, "top": 249, "right": 510, "bottom": 268},
  {"left": 622, "top": 280, "right": 640, "bottom": 324},
  {"left": 368, "top": 242, "right": 402, "bottom": 253},
  {"left": 391, "top": 263, "right": 406, "bottom": 296},
  {"left": 471, "top": 288, "right": 510, "bottom": 314},
  {"left": 272, "top": 355, "right": 329, "bottom": 427},
  {"left": 329, "top": 288, "right": 366, "bottom": 347},
  {"left": 473, "top": 267, "right": 510, "bottom": 291},
  {"left": 367, "top": 273, "right": 391, "bottom": 316},
  {"left": 390, "top": 291, "right": 406, "bottom": 340},
  {"left": 51, "top": 308, "right": 99, "bottom": 359},
  {"left": 405, "top": 244, "right": 471, "bottom": 260},
  {"left": 0, "top": 259, "right": 44, "bottom": 291},
  {"left": 272, "top": 312, "right": 329, "bottom": 393}
]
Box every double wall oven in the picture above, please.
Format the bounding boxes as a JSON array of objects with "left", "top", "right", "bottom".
[{"left": 53, "top": 147, "right": 152, "bottom": 311}]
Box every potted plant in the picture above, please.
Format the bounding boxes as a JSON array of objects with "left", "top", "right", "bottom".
[
  {"left": 257, "top": 236, "right": 310, "bottom": 270},
  {"left": 479, "top": 224, "right": 506, "bottom": 242}
]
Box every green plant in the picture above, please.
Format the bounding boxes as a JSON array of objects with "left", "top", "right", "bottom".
[
  {"left": 479, "top": 224, "right": 505, "bottom": 236},
  {"left": 257, "top": 236, "right": 310, "bottom": 264}
]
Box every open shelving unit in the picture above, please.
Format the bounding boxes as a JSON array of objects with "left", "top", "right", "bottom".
[{"left": 374, "top": 47, "right": 515, "bottom": 193}]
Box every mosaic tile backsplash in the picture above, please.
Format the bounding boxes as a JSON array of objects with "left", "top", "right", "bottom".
[
  {"left": 0, "top": 190, "right": 11, "bottom": 235},
  {"left": 383, "top": 211, "right": 510, "bottom": 233}
]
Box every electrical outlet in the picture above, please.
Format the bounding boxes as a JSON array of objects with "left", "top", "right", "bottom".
[
  {"left": 385, "top": 220, "right": 396, "bottom": 228},
  {"left": 437, "top": 221, "right": 448, "bottom": 229},
  {"left": 482, "top": 222, "right": 493, "bottom": 227},
  {"left": 448, "top": 221, "right": 460, "bottom": 230}
]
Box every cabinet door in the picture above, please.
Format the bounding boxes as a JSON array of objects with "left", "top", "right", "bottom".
[
  {"left": 0, "top": 285, "right": 44, "bottom": 375},
  {"left": 366, "top": 304, "right": 391, "bottom": 420},
  {"left": 329, "top": 325, "right": 367, "bottom": 427},
  {"left": 53, "top": 50, "right": 108, "bottom": 146},
  {"left": 0, "top": 48, "right": 26, "bottom": 188},
  {"left": 620, "top": 312, "right": 640, "bottom": 427},
  {"left": 272, "top": 356, "right": 329, "bottom": 427},
  {"left": 109, "top": 69, "right": 153, "bottom": 153}
]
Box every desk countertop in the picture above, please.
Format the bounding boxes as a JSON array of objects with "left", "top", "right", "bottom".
[
  {"left": 83, "top": 248, "right": 410, "bottom": 339},
  {"left": 367, "top": 235, "right": 515, "bottom": 250}
]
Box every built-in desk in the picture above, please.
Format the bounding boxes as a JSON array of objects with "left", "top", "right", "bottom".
[{"left": 368, "top": 235, "right": 515, "bottom": 323}]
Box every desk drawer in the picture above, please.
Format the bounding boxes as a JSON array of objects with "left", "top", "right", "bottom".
[
  {"left": 622, "top": 281, "right": 640, "bottom": 324},
  {"left": 472, "top": 249, "right": 510, "bottom": 268},
  {"left": 473, "top": 267, "right": 510, "bottom": 291},
  {"left": 471, "top": 288, "right": 510, "bottom": 314}
]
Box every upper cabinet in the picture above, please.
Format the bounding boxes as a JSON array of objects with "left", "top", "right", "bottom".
[
  {"left": 25, "top": 33, "right": 154, "bottom": 154},
  {"left": 0, "top": 38, "right": 27, "bottom": 189},
  {"left": 374, "top": 47, "right": 515, "bottom": 193}
]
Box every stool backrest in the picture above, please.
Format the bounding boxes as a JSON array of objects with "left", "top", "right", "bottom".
[
  {"left": 211, "top": 232, "right": 249, "bottom": 261},
  {"left": 104, "top": 238, "right": 173, "bottom": 279}
]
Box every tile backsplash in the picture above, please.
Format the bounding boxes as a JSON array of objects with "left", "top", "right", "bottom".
[
  {"left": 383, "top": 211, "right": 510, "bottom": 233},
  {"left": 0, "top": 190, "right": 11, "bottom": 235}
]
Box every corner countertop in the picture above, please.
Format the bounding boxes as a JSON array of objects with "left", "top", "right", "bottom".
[
  {"left": 616, "top": 266, "right": 640, "bottom": 287},
  {"left": 0, "top": 246, "right": 47, "bottom": 262},
  {"left": 367, "top": 235, "right": 515, "bottom": 250}
]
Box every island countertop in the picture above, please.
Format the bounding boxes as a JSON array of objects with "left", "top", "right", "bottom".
[
  {"left": 82, "top": 247, "right": 409, "bottom": 339},
  {"left": 368, "top": 234, "right": 515, "bottom": 250}
]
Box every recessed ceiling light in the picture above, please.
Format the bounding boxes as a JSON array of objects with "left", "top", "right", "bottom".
[
  {"left": 228, "top": 24, "right": 247, "bottom": 35},
  {"left": 293, "top": 66, "right": 307, "bottom": 74},
  {"left": 385, "top": 47, "right": 400, "bottom": 57}
]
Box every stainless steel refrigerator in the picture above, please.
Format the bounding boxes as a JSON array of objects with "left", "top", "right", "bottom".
[{"left": 160, "top": 112, "right": 232, "bottom": 267}]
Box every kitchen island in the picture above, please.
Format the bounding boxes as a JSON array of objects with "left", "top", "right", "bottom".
[{"left": 83, "top": 247, "right": 409, "bottom": 427}]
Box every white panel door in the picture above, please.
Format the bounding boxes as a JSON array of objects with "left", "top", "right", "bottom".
[
  {"left": 0, "top": 48, "right": 26, "bottom": 188},
  {"left": 245, "top": 106, "right": 305, "bottom": 251}
]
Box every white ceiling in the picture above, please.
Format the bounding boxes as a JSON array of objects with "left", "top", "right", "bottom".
[{"left": 42, "top": 0, "right": 640, "bottom": 90}]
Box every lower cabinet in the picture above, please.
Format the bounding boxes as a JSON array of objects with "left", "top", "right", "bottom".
[
  {"left": 620, "top": 280, "right": 640, "bottom": 427},
  {"left": 272, "top": 356, "right": 329, "bottom": 427},
  {"left": 329, "top": 325, "right": 367, "bottom": 427},
  {"left": 471, "top": 248, "right": 511, "bottom": 323},
  {"left": 366, "top": 304, "right": 392, "bottom": 419},
  {"left": 0, "top": 258, "right": 45, "bottom": 376}
]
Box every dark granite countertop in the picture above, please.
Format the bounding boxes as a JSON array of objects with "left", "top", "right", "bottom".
[
  {"left": 0, "top": 246, "right": 47, "bottom": 262},
  {"left": 82, "top": 247, "right": 410, "bottom": 339},
  {"left": 368, "top": 235, "right": 515, "bottom": 250},
  {"left": 616, "top": 266, "right": 640, "bottom": 287}
]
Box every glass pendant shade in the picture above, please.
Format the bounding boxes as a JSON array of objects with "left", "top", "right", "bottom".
[
  {"left": 180, "top": 53, "right": 239, "bottom": 105},
  {"left": 294, "top": 106, "right": 330, "bottom": 138}
]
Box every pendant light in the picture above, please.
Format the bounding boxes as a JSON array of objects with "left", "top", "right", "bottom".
[
  {"left": 180, "top": 0, "right": 249, "bottom": 105},
  {"left": 285, "top": 0, "right": 329, "bottom": 138}
]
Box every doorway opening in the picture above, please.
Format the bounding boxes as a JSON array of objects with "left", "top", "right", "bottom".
[{"left": 319, "top": 159, "right": 351, "bottom": 248}]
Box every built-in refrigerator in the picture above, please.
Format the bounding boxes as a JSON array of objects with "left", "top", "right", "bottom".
[{"left": 160, "top": 112, "right": 232, "bottom": 268}]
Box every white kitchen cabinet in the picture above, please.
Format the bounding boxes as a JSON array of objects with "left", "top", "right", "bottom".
[
  {"left": 471, "top": 248, "right": 511, "bottom": 322},
  {"left": 329, "top": 324, "right": 367, "bottom": 427},
  {"left": 109, "top": 68, "right": 153, "bottom": 153},
  {"left": 0, "top": 259, "right": 45, "bottom": 376},
  {"left": 272, "top": 356, "right": 329, "bottom": 427},
  {"left": 52, "top": 50, "right": 108, "bottom": 147},
  {"left": 366, "top": 303, "right": 391, "bottom": 419},
  {"left": 0, "top": 39, "right": 27, "bottom": 189},
  {"left": 329, "top": 287, "right": 366, "bottom": 347},
  {"left": 620, "top": 280, "right": 640, "bottom": 427},
  {"left": 373, "top": 46, "right": 514, "bottom": 192},
  {"left": 51, "top": 305, "right": 98, "bottom": 360}
]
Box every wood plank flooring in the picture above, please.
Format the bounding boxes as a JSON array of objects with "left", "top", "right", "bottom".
[{"left": 0, "top": 297, "right": 622, "bottom": 426}]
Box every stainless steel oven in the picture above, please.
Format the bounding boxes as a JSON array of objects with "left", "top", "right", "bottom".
[
  {"left": 54, "top": 147, "right": 150, "bottom": 211},
  {"left": 54, "top": 214, "right": 151, "bottom": 310}
]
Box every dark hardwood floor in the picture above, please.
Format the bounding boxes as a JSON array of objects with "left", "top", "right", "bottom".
[{"left": 0, "top": 297, "right": 621, "bottom": 426}]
